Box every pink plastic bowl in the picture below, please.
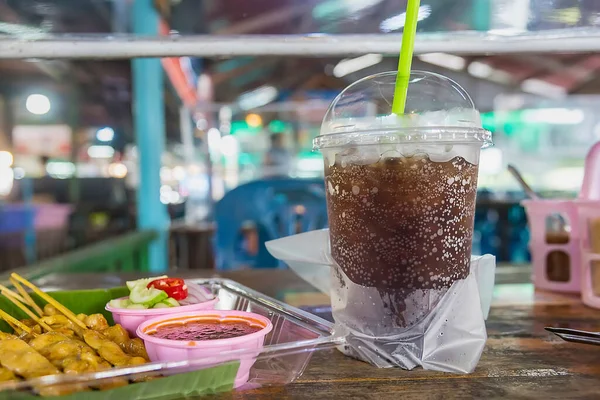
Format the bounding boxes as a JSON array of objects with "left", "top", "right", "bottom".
[
  {"left": 136, "top": 310, "right": 273, "bottom": 388},
  {"left": 106, "top": 283, "right": 218, "bottom": 337}
]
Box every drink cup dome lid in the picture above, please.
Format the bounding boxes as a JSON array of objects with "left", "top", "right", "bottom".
[{"left": 314, "top": 71, "right": 492, "bottom": 150}]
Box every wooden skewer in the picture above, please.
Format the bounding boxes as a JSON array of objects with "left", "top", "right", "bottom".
[
  {"left": 0, "top": 284, "right": 27, "bottom": 304},
  {"left": 2, "top": 291, "right": 53, "bottom": 332},
  {"left": 5, "top": 320, "right": 19, "bottom": 333},
  {"left": 0, "top": 309, "right": 32, "bottom": 334},
  {"left": 10, "top": 278, "right": 44, "bottom": 318},
  {"left": 10, "top": 273, "right": 87, "bottom": 330}
]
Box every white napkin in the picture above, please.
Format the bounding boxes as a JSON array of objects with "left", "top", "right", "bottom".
[{"left": 266, "top": 229, "right": 496, "bottom": 373}]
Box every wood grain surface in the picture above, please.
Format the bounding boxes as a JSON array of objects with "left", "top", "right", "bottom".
[{"left": 37, "top": 267, "right": 600, "bottom": 399}]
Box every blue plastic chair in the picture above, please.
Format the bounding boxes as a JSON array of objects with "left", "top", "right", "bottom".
[
  {"left": 214, "top": 178, "right": 328, "bottom": 270},
  {"left": 0, "top": 203, "right": 38, "bottom": 264},
  {"left": 0, "top": 204, "right": 37, "bottom": 234}
]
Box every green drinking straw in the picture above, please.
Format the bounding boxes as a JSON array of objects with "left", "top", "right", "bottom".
[{"left": 391, "top": 0, "right": 421, "bottom": 115}]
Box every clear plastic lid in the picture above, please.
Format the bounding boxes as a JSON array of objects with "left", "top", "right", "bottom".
[{"left": 314, "top": 71, "right": 492, "bottom": 150}]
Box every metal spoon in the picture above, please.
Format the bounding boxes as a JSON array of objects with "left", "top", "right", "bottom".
[
  {"left": 507, "top": 164, "right": 540, "bottom": 200},
  {"left": 509, "top": 164, "right": 568, "bottom": 235}
]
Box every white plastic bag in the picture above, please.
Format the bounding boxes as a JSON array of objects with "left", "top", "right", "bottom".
[{"left": 266, "top": 229, "right": 496, "bottom": 373}]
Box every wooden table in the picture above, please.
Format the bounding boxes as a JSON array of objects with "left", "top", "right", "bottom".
[{"left": 35, "top": 268, "right": 600, "bottom": 399}]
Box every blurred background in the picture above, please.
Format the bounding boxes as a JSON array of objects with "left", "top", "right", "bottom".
[{"left": 1, "top": 0, "right": 600, "bottom": 272}]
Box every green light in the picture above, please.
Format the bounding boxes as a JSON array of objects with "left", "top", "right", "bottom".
[
  {"left": 230, "top": 121, "right": 261, "bottom": 136},
  {"left": 481, "top": 112, "right": 495, "bottom": 132},
  {"left": 299, "top": 150, "right": 319, "bottom": 158},
  {"left": 268, "top": 120, "right": 287, "bottom": 133},
  {"left": 313, "top": 1, "right": 345, "bottom": 19}
]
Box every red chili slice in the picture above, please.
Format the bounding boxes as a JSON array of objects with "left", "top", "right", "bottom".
[{"left": 147, "top": 278, "right": 188, "bottom": 300}]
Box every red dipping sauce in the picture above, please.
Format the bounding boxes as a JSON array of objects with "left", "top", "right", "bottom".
[{"left": 149, "top": 319, "right": 262, "bottom": 341}]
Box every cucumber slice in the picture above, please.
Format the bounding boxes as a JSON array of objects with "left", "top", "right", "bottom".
[
  {"left": 129, "top": 286, "right": 168, "bottom": 307},
  {"left": 108, "top": 299, "right": 131, "bottom": 309},
  {"left": 152, "top": 302, "right": 171, "bottom": 309},
  {"left": 162, "top": 298, "right": 180, "bottom": 307},
  {"left": 126, "top": 275, "right": 168, "bottom": 291},
  {"left": 126, "top": 304, "right": 148, "bottom": 310}
]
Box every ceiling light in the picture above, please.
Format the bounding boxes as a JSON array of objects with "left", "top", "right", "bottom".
[
  {"left": 96, "top": 127, "right": 114, "bottom": 142},
  {"left": 468, "top": 61, "right": 494, "bottom": 78},
  {"left": 238, "top": 86, "right": 278, "bottom": 110},
  {"left": 108, "top": 162, "right": 128, "bottom": 178},
  {"left": 380, "top": 5, "right": 431, "bottom": 32},
  {"left": 87, "top": 145, "right": 115, "bottom": 159},
  {"left": 333, "top": 54, "right": 383, "bottom": 78},
  {"left": 468, "top": 62, "right": 513, "bottom": 84},
  {"left": 13, "top": 167, "right": 25, "bottom": 180},
  {"left": 46, "top": 161, "right": 75, "bottom": 179},
  {"left": 219, "top": 106, "right": 232, "bottom": 122},
  {"left": 487, "top": 70, "right": 513, "bottom": 84},
  {"left": 521, "top": 79, "right": 567, "bottom": 98},
  {"left": 245, "top": 113, "right": 263, "bottom": 128},
  {"left": 418, "top": 53, "right": 466, "bottom": 71},
  {"left": 0, "top": 168, "right": 13, "bottom": 196},
  {"left": 220, "top": 135, "right": 239, "bottom": 157},
  {"left": 26, "top": 94, "right": 51, "bottom": 115},
  {"left": 0, "top": 151, "right": 13, "bottom": 168},
  {"left": 207, "top": 128, "right": 222, "bottom": 155}
]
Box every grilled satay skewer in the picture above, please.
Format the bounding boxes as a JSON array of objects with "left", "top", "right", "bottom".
[
  {"left": 0, "top": 310, "right": 33, "bottom": 335},
  {"left": 1, "top": 315, "right": 127, "bottom": 390},
  {"left": 0, "top": 338, "right": 60, "bottom": 378},
  {"left": 11, "top": 274, "right": 87, "bottom": 330},
  {"left": 29, "top": 332, "right": 111, "bottom": 372},
  {"left": 0, "top": 284, "right": 27, "bottom": 304},
  {"left": 1, "top": 291, "right": 53, "bottom": 332},
  {"left": 11, "top": 273, "right": 146, "bottom": 367},
  {"left": 0, "top": 336, "right": 91, "bottom": 396},
  {"left": 9, "top": 277, "right": 44, "bottom": 318},
  {"left": 102, "top": 325, "right": 149, "bottom": 360},
  {"left": 0, "top": 367, "right": 18, "bottom": 382},
  {"left": 78, "top": 314, "right": 149, "bottom": 360},
  {"left": 1, "top": 275, "right": 146, "bottom": 391}
]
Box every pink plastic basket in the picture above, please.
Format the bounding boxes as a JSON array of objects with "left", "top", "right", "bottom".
[
  {"left": 522, "top": 199, "right": 582, "bottom": 293},
  {"left": 522, "top": 142, "right": 600, "bottom": 297}
]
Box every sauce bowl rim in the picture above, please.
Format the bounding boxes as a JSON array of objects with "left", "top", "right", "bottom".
[{"left": 136, "top": 310, "right": 273, "bottom": 347}]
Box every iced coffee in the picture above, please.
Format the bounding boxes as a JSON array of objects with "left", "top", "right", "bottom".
[{"left": 325, "top": 153, "right": 478, "bottom": 293}]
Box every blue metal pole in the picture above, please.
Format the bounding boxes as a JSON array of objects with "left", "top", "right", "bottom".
[
  {"left": 22, "top": 177, "right": 36, "bottom": 264},
  {"left": 131, "top": 0, "right": 169, "bottom": 272}
]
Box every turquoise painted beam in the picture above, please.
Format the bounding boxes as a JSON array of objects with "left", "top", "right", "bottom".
[{"left": 131, "top": 0, "right": 169, "bottom": 272}]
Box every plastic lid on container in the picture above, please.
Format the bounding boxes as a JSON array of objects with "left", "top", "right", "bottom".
[{"left": 314, "top": 71, "right": 492, "bottom": 150}]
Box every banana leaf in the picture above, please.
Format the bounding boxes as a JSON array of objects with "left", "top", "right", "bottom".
[
  {"left": 0, "top": 287, "right": 129, "bottom": 332},
  {"left": 0, "top": 288, "right": 240, "bottom": 399},
  {"left": 0, "top": 362, "right": 239, "bottom": 400}
]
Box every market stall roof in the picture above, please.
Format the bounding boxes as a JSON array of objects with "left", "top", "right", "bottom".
[{"left": 0, "top": 0, "right": 599, "bottom": 141}]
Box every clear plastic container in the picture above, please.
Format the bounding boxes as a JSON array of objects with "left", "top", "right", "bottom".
[
  {"left": 312, "top": 71, "right": 492, "bottom": 370},
  {"left": 0, "top": 279, "right": 341, "bottom": 398}
]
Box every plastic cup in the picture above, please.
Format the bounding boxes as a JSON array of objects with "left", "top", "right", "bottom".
[{"left": 313, "top": 71, "right": 491, "bottom": 335}]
